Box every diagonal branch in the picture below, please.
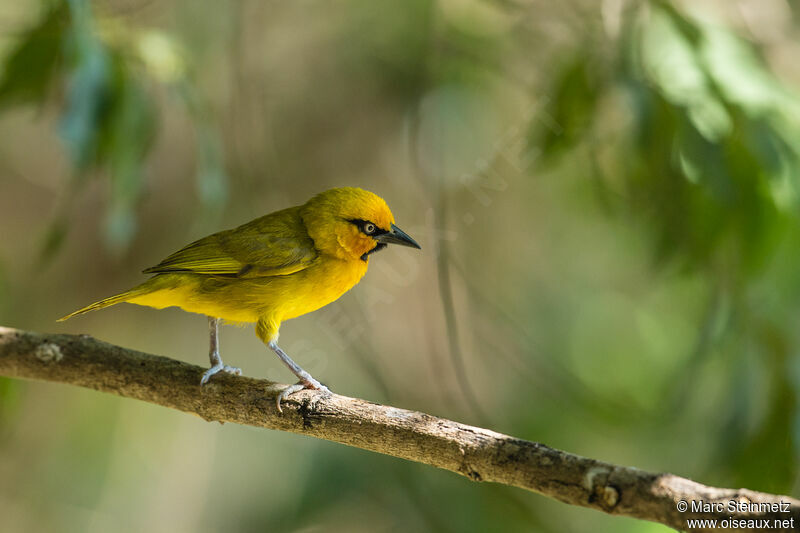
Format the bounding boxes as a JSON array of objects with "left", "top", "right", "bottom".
[{"left": 0, "top": 326, "right": 796, "bottom": 531}]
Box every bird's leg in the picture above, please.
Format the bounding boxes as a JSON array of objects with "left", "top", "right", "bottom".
[
  {"left": 200, "top": 316, "right": 242, "bottom": 385},
  {"left": 268, "top": 341, "right": 331, "bottom": 412}
]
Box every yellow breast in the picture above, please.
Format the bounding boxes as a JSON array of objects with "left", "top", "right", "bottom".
[{"left": 266, "top": 255, "right": 369, "bottom": 321}]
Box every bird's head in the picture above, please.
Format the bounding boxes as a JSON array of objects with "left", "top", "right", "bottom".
[{"left": 301, "top": 187, "right": 421, "bottom": 261}]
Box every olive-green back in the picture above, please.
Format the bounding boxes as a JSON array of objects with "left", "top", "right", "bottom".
[{"left": 143, "top": 206, "right": 317, "bottom": 278}]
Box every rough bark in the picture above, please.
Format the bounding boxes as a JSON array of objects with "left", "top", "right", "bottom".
[{"left": 0, "top": 326, "right": 796, "bottom": 532}]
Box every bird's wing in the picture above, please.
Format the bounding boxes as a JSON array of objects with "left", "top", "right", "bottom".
[{"left": 142, "top": 206, "right": 317, "bottom": 278}]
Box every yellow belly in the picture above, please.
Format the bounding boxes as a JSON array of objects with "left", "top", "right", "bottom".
[{"left": 128, "top": 255, "right": 369, "bottom": 325}]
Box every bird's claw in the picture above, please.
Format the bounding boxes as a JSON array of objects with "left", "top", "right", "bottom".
[
  {"left": 276, "top": 381, "right": 332, "bottom": 413},
  {"left": 200, "top": 363, "right": 242, "bottom": 385}
]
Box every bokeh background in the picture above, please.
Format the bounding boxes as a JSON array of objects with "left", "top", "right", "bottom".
[{"left": 2, "top": 0, "right": 799, "bottom": 531}]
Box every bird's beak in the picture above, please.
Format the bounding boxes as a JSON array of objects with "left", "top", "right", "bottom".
[{"left": 376, "top": 224, "right": 421, "bottom": 249}]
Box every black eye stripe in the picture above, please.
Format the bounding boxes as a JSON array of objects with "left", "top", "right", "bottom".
[{"left": 347, "top": 219, "right": 388, "bottom": 236}]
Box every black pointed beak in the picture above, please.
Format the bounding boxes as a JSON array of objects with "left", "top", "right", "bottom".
[{"left": 376, "top": 223, "right": 421, "bottom": 249}]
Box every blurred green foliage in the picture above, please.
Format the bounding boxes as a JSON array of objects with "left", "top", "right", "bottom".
[
  {"left": 535, "top": 1, "right": 799, "bottom": 495},
  {"left": 0, "top": 0, "right": 226, "bottom": 257},
  {"left": 0, "top": 0, "right": 798, "bottom": 531},
  {"left": 0, "top": 2, "right": 66, "bottom": 108},
  {"left": 540, "top": 1, "right": 800, "bottom": 282}
]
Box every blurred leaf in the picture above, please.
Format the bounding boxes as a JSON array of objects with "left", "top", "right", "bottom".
[
  {"left": 536, "top": 57, "right": 602, "bottom": 158},
  {"left": 135, "top": 30, "right": 186, "bottom": 84},
  {"left": 101, "top": 59, "right": 156, "bottom": 253},
  {"left": 0, "top": 2, "right": 66, "bottom": 109},
  {"left": 701, "top": 25, "right": 800, "bottom": 118},
  {"left": 195, "top": 124, "right": 228, "bottom": 209},
  {"left": 715, "top": 320, "right": 796, "bottom": 493},
  {"left": 529, "top": 3, "right": 800, "bottom": 498},
  {"left": 57, "top": 44, "right": 110, "bottom": 168},
  {"left": 623, "top": 5, "right": 798, "bottom": 280},
  {"left": 0, "top": 0, "right": 226, "bottom": 259},
  {"left": 37, "top": 214, "right": 69, "bottom": 268},
  {"left": 653, "top": 0, "right": 702, "bottom": 46},
  {"left": 175, "top": 82, "right": 229, "bottom": 214},
  {"left": 58, "top": 0, "right": 112, "bottom": 169},
  {"left": 532, "top": 3, "right": 800, "bottom": 282}
]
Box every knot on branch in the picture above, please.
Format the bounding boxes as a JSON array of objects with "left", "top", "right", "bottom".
[
  {"left": 584, "top": 466, "right": 620, "bottom": 510},
  {"left": 599, "top": 484, "right": 620, "bottom": 509},
  {"left": 298, "top": 396, "right": 325, "bottom": 430},
  {"left": 34, "top": 342, "right": 63, "bottom": 363},
  {"left": 458, "top": 446, "right": 484, "bottom": 482}
]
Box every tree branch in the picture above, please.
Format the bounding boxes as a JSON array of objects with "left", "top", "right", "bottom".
[{"left": 0, "top": 326, "right": 796, "bottom": 531}]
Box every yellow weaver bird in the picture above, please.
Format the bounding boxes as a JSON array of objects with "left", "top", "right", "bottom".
[{"left": 59, "top": 187, "right": 421, "bottom": 410}]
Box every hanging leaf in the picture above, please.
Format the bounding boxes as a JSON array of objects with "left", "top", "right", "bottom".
[
  {"left": 535, "top": 57, "right": 603, "bottom": 158},
  {"left": 0, "top": 2, "right": 67, "bottom": 109}
]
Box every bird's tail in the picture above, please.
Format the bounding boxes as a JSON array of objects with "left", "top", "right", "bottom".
[{"left": 58, "top": 286, "right": 148, "bottom": 321}]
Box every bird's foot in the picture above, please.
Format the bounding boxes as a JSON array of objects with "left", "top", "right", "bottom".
[
  {"left": 200, "top": 363, "right": 242, "bottom": 385},
  {"left": 276, "top": 379, "right": 331, "bottom": 414}
]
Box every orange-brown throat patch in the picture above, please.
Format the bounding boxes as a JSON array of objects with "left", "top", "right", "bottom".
[{"left": 335, "top": 221, "right": 380, "bottom": 261}]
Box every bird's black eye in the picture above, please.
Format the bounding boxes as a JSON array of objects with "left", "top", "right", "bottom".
[{"left": 348, "top": 218, "right": 385, "bottom": 236}]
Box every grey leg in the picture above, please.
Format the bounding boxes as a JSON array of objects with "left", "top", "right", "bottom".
[
  {"left": 268, "top": 341, "right": 331, "bottom": 412},
  {"left": 200, "top": 316, "right": 242, "bottom": 385}
]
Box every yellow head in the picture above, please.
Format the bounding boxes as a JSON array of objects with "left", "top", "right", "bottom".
[{"left": 301, "top": 187, "right": 421, "bottom": 261}]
